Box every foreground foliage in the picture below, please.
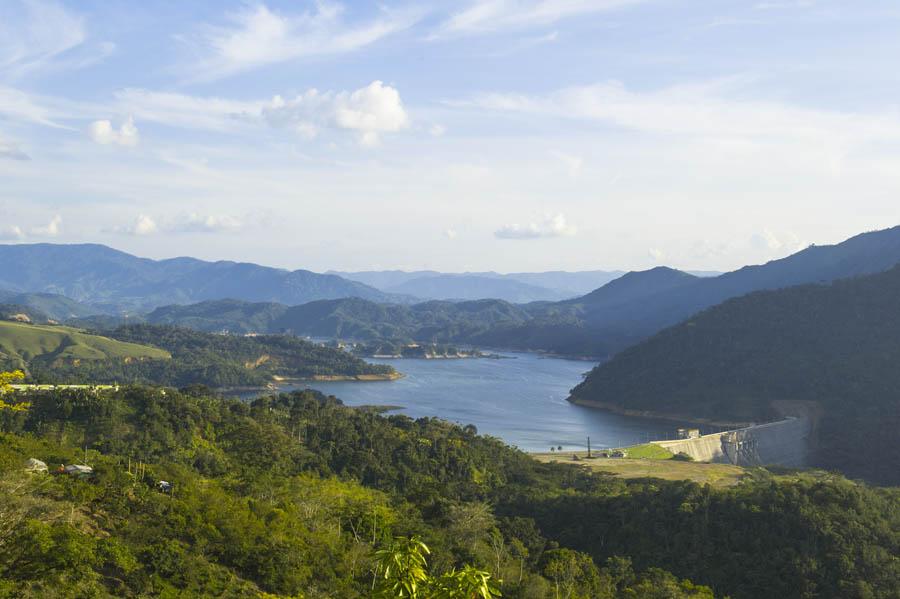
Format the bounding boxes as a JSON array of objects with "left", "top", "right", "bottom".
[{"left": 0, "top": 383, "right": 896, "bottom": 597}]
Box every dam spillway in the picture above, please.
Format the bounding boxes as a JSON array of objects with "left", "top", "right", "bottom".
[{"left": 652, "top": 417, "right": 812, "bottom": 467}]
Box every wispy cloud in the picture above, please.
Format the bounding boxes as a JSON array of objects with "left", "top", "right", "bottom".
[
  {"left": 0, "top": 0, "right": 111, "bottom": 80},
  {"left": 178, "top": 2, "right": 420, "bottom": 82},
  {"left": 0, "top": 86, "right": 73, "bottom": 128},
  {"left": 457, "top": 78, "right": 900, "bottom": 147},
  {"left": 0, "top": 134, "right": 30, "bottom": 160},
  {"left": 495, "top": 213, "right": 576, "bottom": 239},
  {"left": 433, "top": 0, "right": 645, "bottom": 37}
]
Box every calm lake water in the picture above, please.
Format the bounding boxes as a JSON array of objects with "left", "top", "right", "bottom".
[{"left": 261, "top": 352, "right": 691, "bottom": 452}]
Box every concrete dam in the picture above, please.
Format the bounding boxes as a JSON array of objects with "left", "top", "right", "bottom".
[{"left": 651, "top": 417, "right": 812, "bottom": 467}]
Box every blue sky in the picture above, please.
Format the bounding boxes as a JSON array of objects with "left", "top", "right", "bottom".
[{"left": 2, "top": 0, "right": 900, "bottom": 272}]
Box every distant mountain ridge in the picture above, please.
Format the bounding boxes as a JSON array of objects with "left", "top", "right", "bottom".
[
  {"left": 332, "top": 268, "right": 722, "bottom": 303},
  {"left": 0, "top": 243, "right": 400, "bottom": 312},
  {"left": 381, "top": 274, "right": 573, "bottom": 303},
  {"left": 333, "top": 269, "right": 629, "bottom": 302}
]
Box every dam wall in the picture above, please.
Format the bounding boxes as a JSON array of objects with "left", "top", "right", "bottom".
[{"left": 652, "top": 417, "right": 812, "bottom": 467}]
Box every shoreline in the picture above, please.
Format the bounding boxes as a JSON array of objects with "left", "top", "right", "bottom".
[
  {"left": 567, "top": 396, "right": 754, "bottom": 429},
  {"left": 275, "top": 372, "right": 405, "bottom": 383},
  {"left": 219, "top": 371, "right": 405, "bottom": 394}
]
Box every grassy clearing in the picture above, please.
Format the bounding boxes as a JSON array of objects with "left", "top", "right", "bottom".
[
  {"left": 620, "top": 443, "right": 675, "bottom": 459},
  {"left": 532, "top": 452, "right": 747, "bottom": 488},
  {"left": 0, "top": 320, "right": 170, "bottom": 368}
]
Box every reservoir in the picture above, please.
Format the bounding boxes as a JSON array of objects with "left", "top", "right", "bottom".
[{"left": 268, "top": 352, "right": 692, "bottom": 452}]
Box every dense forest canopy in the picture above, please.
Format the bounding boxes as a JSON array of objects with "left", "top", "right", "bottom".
[
  {"left": 0, "top": 384, "right": 896, "bottom": 597},
  {"left": 570, "top": 264, "right": 900, "bottom": 485}
]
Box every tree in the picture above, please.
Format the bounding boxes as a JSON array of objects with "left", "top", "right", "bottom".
[
  {"left": 373, "top": 536, "right": 501, "bottom": 599},
  {"left": 0, "top": 370, "right": 28, "bottom": 412}
]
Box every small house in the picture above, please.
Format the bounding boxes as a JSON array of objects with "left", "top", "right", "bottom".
[
  {"left": 56, "top": 464, "right": 94, "bottom": 479},
  {"left": 676, "top": 428, "right": 701, "bottom": 440}
]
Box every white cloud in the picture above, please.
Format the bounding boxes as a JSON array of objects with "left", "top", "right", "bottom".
[
  {"left": 0, "top": 225, "right": 25, "bottom": 240},
  {"left": 648, "top": 247, "right": 665, "bottom": 261},
  {"left": 114, "top": 81, "right": 409, "bottom": 145},
  {"left": 430, "top": 124, "right": 447, "bottom": 137},
  {"left": 30, "top": 214, "right": 62, "bottom": 237},
  {"left": 171, "top": 213, "right": 243, "bottom": 233},
  {"left": 181, "top": 2, "right": 419, "bottom": 81},
  {"left": 264, "top": 81, "right": 409, "bottom": 146},
  {"left": 0, "top": 135, "right": 29, "bottom": 160},
  {"left": 444, "top": 228, "right": 458, "bottom": 239},
  {"left": 125, "top": 214, "right": 158, "bottom": 236},
  {"left": 495, "top": 213, "right": 576, "bottom": 239},
  {"left": 434, "top": 0, "right": 645, "bottom": 37},
  {"left": 89, "top": 116, "right": 139, "bottom": 146}
]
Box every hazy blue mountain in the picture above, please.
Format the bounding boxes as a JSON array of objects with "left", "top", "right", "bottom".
[
  {"left": 333, "top": 268, "right": 721, "bottom": 302},
  {"left": 383, "top": 274, "right": 572, "bottom": 302},
  {"left": 497, "top": 270, "right": 626, "bottom": 295},
  {"left": 0, "top": 243, "right": 399, "bottom": 312},
  {"left": 328, "top": 270, "right": 442, "bottom": 289},
  {"left": 334, "top": 269, "right": 627, "bottom": 299},
  {"left": 569, "top": 263, "right": 900, "bottom": 484}
]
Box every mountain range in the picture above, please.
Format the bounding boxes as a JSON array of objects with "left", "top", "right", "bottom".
[
  {"left": 332, "top": 269, "right": 629, "bottom": 302},
  {"left": 6, "top": 226, "right": 900, "bottom": 360},
  {"left": 36, "top": 225, "right": 900, "bottom": 362},
  {"left": 0, "top": 243, "right": 397, "bottom": 312}
]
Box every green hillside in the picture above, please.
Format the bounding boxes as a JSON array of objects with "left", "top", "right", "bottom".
[
  {"left": 0, "top": 321, "right": 170, "bottom": 370},
  {"left": 0, "top": 385, "right": 897, "bottom": 597},
  {"left": 569, "top": 264, "right": 900, "bottom": 485}
]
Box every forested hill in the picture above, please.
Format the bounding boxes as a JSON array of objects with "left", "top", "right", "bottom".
[
  {"left": 0, "top": 385, "right": 897, "bottom": 597},
  {"left": 0, "top": 243, "right": 398, "bottom": 312},
  {"left": 22, "top": 323, "right": 395, "bottom": 388},
  {"left": 569, "top": 264, "right": 900, "bottom": 485},
  {"left": 144, "top": 296, "right": 539, "bottom": 341}
]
